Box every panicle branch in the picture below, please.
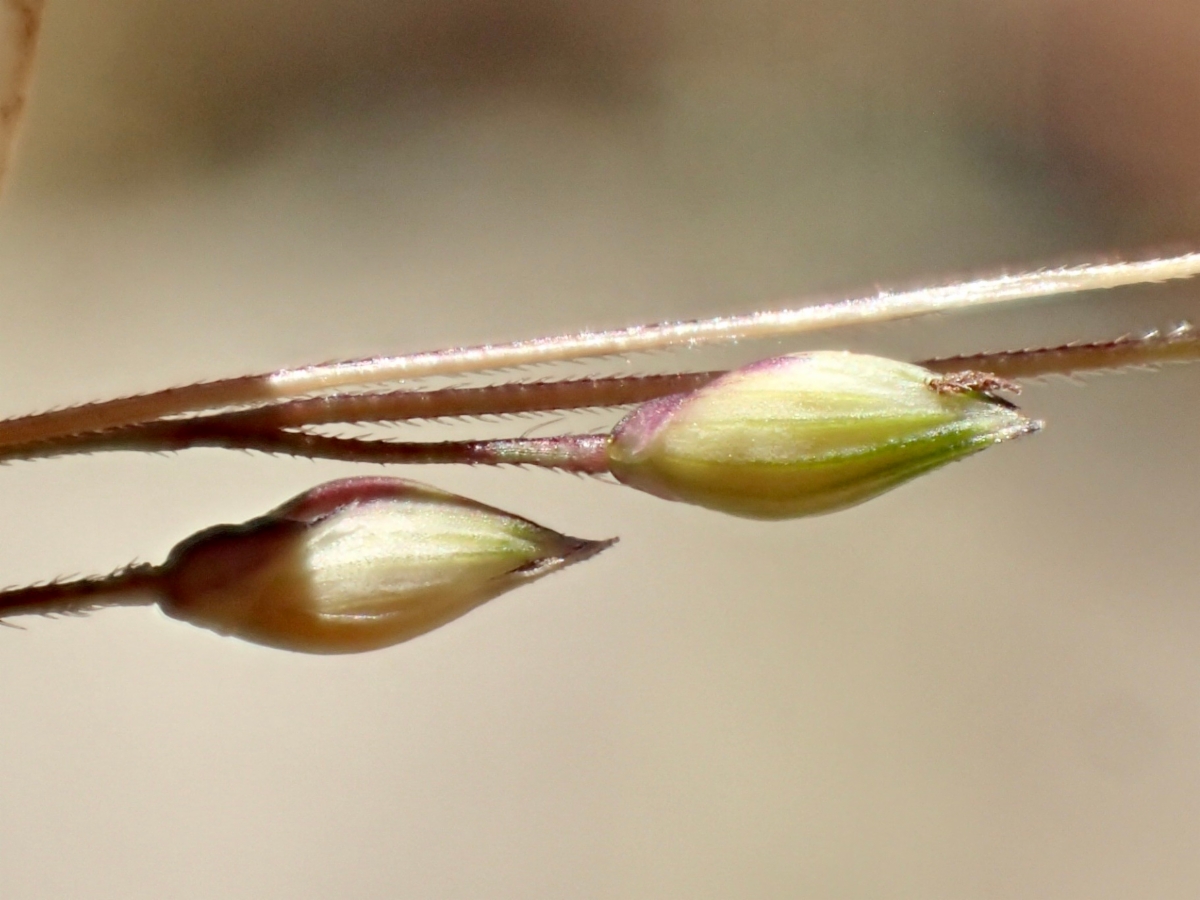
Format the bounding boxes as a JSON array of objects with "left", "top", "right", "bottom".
[
  {"left": 1, "top": 324, "right": 1197, "bottom": 468},
  {"left": 1, "top": 254, "right": 1198, "bottom": 451},
  {"left": 923, "top": 323, "right": 1200, "bottom": 379}
]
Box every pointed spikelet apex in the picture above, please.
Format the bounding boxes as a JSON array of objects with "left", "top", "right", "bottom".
[
  {"left": 608, "top": 351, "right": 1039, "bottom": 519},
  {"left": 161, "top": 477, "right": 613, "bottom": 653}
]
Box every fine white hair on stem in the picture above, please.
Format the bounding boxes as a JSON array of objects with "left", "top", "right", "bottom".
[
  {"left": 0, "top": 0, "right": 43, "bottom": 191},
  {"left": 0, "top": 252, "right": 1199, "bottom": 451},
  {"left": 271, "top": 254, "right": 1200, "bottom": 393}
]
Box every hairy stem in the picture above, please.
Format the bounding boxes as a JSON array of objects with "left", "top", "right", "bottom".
[
  {"left": 226, "top": 323, "right": 1200, "bottom": 428},
  {"left": 2, "top": 254, "right": 1197, "bottom": 450},
  {"left": 0, "top": 563, "right": 163, "bottom": 619},
  {"left": 3, "top": 325, "right": 1198, "bottom": 466},
  {"left": 194, "top": 373, "right": 719, "bottom": 429},
  {"left": 225, "top": 433, "right": 612, "bottom": 471},
  {"left": 922, "top": 325, "right": 1200, "bottom": 379},
  {"left": 0, "top": 420, "right": 616, "bottom": 471}
]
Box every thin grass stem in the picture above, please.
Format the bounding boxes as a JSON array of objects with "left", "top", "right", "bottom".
[
  {"left": 195, "top": 373, "right": 720, "bottom": 429},
  {"left": 0, "top": 563, "right": 163, "bottom": 620},
  {"left": 922, "top": 324, "right": 1200, "bottom": 379},
  {"left": 5, "top": 324, "right": 1199, "bottom": 466},
  {"left": 2, "top": 255, "right": 1197, "bottom": 451},
  {"left": 0, "top": 420, "right": 615, "bottom": 471}
]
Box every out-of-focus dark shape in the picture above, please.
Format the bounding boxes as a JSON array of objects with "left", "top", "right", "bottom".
[
  {"left": 22, "top": 0, "right": 1200, "bottom": 244},
  {"left": 1041, "top": 0, "right": 1200, "bottom": 234}
]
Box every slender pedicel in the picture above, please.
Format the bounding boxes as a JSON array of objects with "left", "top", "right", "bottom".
[{"left": 0, "top": 564, "right": 161, "bottom": 620}]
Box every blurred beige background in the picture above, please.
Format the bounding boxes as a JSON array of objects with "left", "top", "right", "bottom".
[{"left": 1, "top": 1, "right": 1199, "bottom": 897}]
